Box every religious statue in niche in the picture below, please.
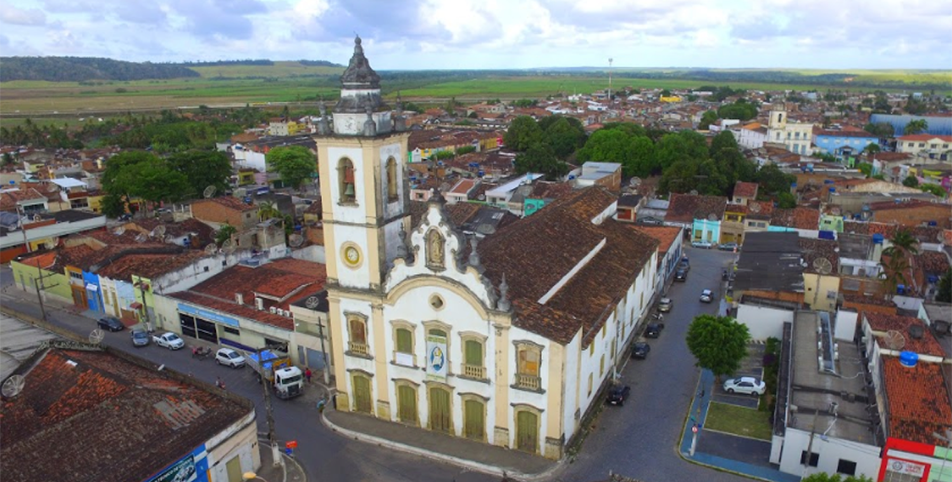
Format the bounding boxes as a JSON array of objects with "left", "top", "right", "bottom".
[{"left": 426, "top": 229, "right": 445, "bottom": 270}]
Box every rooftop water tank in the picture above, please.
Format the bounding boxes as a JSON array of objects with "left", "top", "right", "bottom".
[
  {"left": 872, "top": 233, "right": 884, "bottom": 244},
  {"left": 899, "top": 351, "right": 919, "bottom": 367},
  {"left": 829, "top": 187, "right": 836, "bottom": 193}
]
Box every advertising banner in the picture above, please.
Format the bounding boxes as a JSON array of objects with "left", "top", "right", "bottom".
[{"left": 426, "top": 334, "right": 448, "bottom": 382}]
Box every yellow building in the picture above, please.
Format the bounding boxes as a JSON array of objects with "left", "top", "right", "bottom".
[{"left": 660, "top": 95, "right": 682, "bottom": 103}]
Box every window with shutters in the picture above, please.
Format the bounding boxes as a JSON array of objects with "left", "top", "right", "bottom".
[
  {"left": 514, "top": 341, "right": 543, "bottom": 392},
  {"left": 347, "top": 313, "right": 370, "bottom": 357},
  {"left": 391, "top": 321, "right": 415, "bottom": 367},
  {"left": 460, "top": 332, "right": 487, "bottom": 380}
]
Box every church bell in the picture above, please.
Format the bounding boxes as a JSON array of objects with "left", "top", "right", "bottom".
[{"left": 344, "top": 183, "right": 355, "bottom": 197}]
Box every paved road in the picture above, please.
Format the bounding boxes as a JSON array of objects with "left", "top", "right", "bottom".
[
  {"left": 0, "top": 265, "right": 495, "bottom": 482},
  {"left": 555, "top": 246, "right": 751, "bottom": 482}
]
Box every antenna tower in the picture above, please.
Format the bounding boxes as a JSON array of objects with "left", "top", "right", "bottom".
[{"left": 608, "top": 58, "right": 613, "bottom": 105}]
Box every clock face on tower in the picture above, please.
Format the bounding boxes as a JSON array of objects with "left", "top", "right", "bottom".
[{"left": 343, "top": 245, "right": 361, "bottom": 267}]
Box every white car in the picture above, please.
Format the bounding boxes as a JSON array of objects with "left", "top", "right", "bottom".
[
  {"left": 700, "top": 289, "right": 714, "bottom": 303},
  {"left": 723, "top": 377, "right": 766, "bottom": 395},
  {"left": 215, "top": 348, "right": 246, "bottom": 368},
  {"left": 691, "top": 240, "right": 714, "bottom": 249},
  {"left": 152, "top": 332, "right": 185, "bottom": 350}
]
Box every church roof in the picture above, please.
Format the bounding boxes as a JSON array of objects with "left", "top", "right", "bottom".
[
  {"left": 334, "top": 36, "right": 388, "bottom": 114},
  {"left": 479, "top": 187, "right": 659, "bottom": 345},
  {"left": 340, "top": 36, "right": 380, "bottom": 88}
]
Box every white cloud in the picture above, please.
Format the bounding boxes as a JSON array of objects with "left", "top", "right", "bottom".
[{"left": 1, "top": 6, "right": 47, "bottom": 25}]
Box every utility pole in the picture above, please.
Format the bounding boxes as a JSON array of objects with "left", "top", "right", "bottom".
[
  {"left": 802, "top": 409, "right": 820, "bottom": 477},
  {"left": 136, "top": 279, "right": 153, "bottom": 332},
  {"left": 608, "top": 58, "right": 614, "bottom": 106},
  {"left": 317, "top": 319, "right": 330, "bottom": 386},
  {"left": 18, "top": 205, "right": 48, "bottom": 322},
  {"left": 256, "top": 347, "right": 281, "bottom": 468}
]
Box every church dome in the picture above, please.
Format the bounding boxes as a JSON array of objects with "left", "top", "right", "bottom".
[{"left": 340, "top": 36, "right": 381, "bottom": 88}]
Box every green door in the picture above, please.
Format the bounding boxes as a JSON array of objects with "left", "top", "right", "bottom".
[
  {"left": 225, "top": 455, "right": 243, "bottom": 482},
  {"left": 516, "top": 411, "right": 538, "bottom": 453},
  {"left": 397, "top": 385, "right": 417, "bottom": 424},
  {"left": 429, "top": 387, "right": 451, "bottom": 432},
  {"left": 353, "top": 375, "right": 372, "bottom": 413},
  {"left": 464, "top": 399, "right": 484, "bottom": 440}
]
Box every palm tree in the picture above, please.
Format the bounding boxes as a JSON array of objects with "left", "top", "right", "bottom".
[
  {"left": 904, "top": 119, "right": 928, "bottom": 135},
  {"left": 882, "top": 229, "right": 919, "bottom": 296},
  {"left": 257, "top": 201, "right": 281, "bottom": 221}
]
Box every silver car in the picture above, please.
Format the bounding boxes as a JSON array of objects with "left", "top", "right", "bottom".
[
  {"left": 215, "top": 348, "right": 246, "bottom": 368},
  {"left": 723, "top": 377, "right": 766, "bottom": 395}
]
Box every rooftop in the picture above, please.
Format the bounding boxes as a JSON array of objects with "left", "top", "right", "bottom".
[
  {"left": 0, "top": 344, "right": 252, "bottom": 482},
  {"left": 864, "top": 313, "right": 946, "bottom": 356},
  {"left": 732, "top": 181, "right": 759, "bottom": 198},
  {"left": 882, "top": 358, "right": 952, "bottom": 445},
  {"left": 196, "top": 196, "right": 257, "bottom": 213},
  {"left": 789, "top": 311, "right": 876, "bottom": 445},
  {"left": 733, "top": 232, "right": 804, "bottom": 293}
]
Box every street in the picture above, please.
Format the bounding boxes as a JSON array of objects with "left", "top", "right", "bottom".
[
  {"left": 555, "top": 246, "right": 750, "bottom": 482},
  {"left": 1, "top": 248, "right": 751, "bottom": 482}
]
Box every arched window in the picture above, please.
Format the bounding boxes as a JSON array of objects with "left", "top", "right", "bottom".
[
  {"left": 386, "top": 157, "right": 398, "bottom": 202},
  {"left": 338, "top": 158, "right": 356, "bottom": 204}
]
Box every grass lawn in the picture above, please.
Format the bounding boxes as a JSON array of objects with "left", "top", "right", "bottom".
[{"left": 704, "top": 401, "right": 773, "bottom": 441}]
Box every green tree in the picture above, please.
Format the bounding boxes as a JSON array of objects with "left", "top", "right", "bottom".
[
  {"left": 919, "top": 183, "right": 948, "bottom": 198},
  {"left": 686, "top": 315, "right": 750, "bottom": 381},
  {"left": 514, "top": 143, "right": 566, "bottom": 180},
  {"left": 2, "top": 152, "right": 13, "bottom": 166},
  {"left": 257, "top": 201, "right": 282, "bottom": 221},
  {"left": 655, "top": 131, "right": 708, "bottom": 170},
  {"left": 864, "top": 122, "right": 894, "bottom": 138},
  {"left": 214, "top": 223, "right": 237, "bottom": 246},
  {"left": 503, "top": 116, "right": 542, "bottom": 152},
  {"left": 756, "top": 163, "right": 796, "bottom": 196},
  {"left": 102, "top": 151, "right": 161, "bottom": 197},
  {"left": 699, "top": 110, "right": 718, "bottom": 130},
  {"left": 936, "top": 268, "right": 952, "bottom": 303},
  {"left": 659, "top": 159, "right": 700, "bottom": 194},
  {"left": 857, "top": 162, "right": 873, "bottom": 177},
  {"left": 902, "top": 175, "right": 919, "bottom": 187},
  {"left": 100, "top": 192, "right": 127, "bottom": 218},
  {"left": 131, "top": 158, "right": 189, "bottom": 207},
  {"left": 862, "top": 143, "right": 881, "bottom": 154},
  {"left": 542, "top": 116, "right": 586, "bottom": 159},
  {"left": 628, "top": 136, "right": 658, "bottom": 177},
  {"left": 904, "top": 119, "right": 928, "bottom": 135},
  {"left": 717, "top": 99, "right": 758, "bottom": 121},
  {"left": 266, "top": 145, "right": 316, "bottom": 190},
  {"left": 456, "top": 145, "right": 476, "bottom": 155},
  {"left": 801, "top": 473, "right": 873, "bottom": 482},
  {"left": 882, "top": 228, "right": 919, "bottom": 296},
  {"left": 434, "top": 150, "right": 456, "bottom": 161},
  {"left": 167, "top": 150, "right": 232, "bottom": 199},
  {"left": 776, "top": 191, "right": 797, "bottom": 209},
  {"left": 660, "top": 89, "right": 671, "bottom": 97},
  {"left": 576, "top": 128, "right": 631, "bottom": 165},
  {"left": 710, "top": 131, "right": 739, "bottom": 157}
]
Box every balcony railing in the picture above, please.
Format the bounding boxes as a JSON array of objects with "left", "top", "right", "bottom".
[
  {"left": 462, "top": 364, "right": 485, "bottom": 379},
  {"left": 514, "top": 373, "right": 541, "bottom": 391},
  {"left": 348, "top": 341, "right": 369, "bottom": 356}
]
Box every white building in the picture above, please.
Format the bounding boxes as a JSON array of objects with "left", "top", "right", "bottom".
[
  {"left": 319, "top": 37, "right": 661, "bottom": 459},
  {"left": 765, "top": 104, "right": 814, "bottom": 155}
]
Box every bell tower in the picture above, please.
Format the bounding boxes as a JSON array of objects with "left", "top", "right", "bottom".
[{"left": 315, "top": 36, "right": 410, "bottom": 291}]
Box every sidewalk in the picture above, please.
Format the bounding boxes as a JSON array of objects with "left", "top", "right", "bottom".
[
  {"left": 322, "top": 407, "right": 558, "bottom": 480},
  {"left": 679, "top": 369, "right": 800, "bottom": 482},
  {"left": 257, "top": 438, "right": 308, "bottom": 482}
]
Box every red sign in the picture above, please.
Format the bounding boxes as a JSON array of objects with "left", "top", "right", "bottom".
[{"left": 285, "top": 440, "right": 298, "bottom": 449}]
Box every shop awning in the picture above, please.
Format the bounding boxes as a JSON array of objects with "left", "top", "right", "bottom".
[
  {"left": 85, "top": 283, "right": 99, "bottom": 292},
  {"left": 130, "top": 302, "right": 143, "bottom": 310}
]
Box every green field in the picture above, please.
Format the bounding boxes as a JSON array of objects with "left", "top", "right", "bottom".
[
  {"left": 703, "top": 401, "right": 773, "bottom": 441},
  {"left": 1, "top": 63, "right": 949, "bottom": 118}
]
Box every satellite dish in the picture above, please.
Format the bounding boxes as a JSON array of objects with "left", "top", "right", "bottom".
[
  {"left": 831, "top": 206, "right": 841, "bottom": 216},
  {"left": 884, "top": 330, "right": 905, "bottom": 350},
  {"left": 750, "top": 203, "right": 761, "bottom": 213},
  {"left": 629, "top": 177, "right": 642, "bottom": 187},
  {"left": 89, "top": 329, "right": 105, "bottom": 344},
  {"left": 222, "top": 239, "right": 236, "bottom": 253},
  {"left": 707, "top": 213, "right": 717, "bottom": 221},
  {"left": 203, "top": 185, "right": 217, "bottom": 198},
  {"left": 690, "top": 189, "right": 699, "bottom": 196},
  {"left": 289, "top": 234, "right": 304, "bottom": 247},
  {"left": 135, "top": 233, "right": 148, "bottom": 243},
  {"left": 46, "top": 183, "right": 59, "bottom": 193},
  {"left": 164, "top": 234, "right": 175, "bottom": 243},
  {"left": 1, "top": 374, "right": 25, "bottom": 398},
  {"left": 151, "top": 225, "right": 166, "bottom": 238},
  {"left": 305, "top": 296, "right": 321, "bottom": 309},
  {"left": 112, "top": 226, "right": 125, "bottom": 236},
  {"left": 813, "top": 257, "right": 833, "bottom": 275},
  {"left": 33, "top": 214, "right": 42, "bottom": 222},
  {"left": 204, "top": 243, "right": 218, "bottom": 255}
]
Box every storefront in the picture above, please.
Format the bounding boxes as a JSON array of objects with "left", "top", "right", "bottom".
[
  {"left": 879, "top": 438, "right": 952, "bottom": 482},
  {"left": 176, "top": 303, "right": 290, "bottom": 354}
]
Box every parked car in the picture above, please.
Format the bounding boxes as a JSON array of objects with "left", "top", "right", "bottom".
[
  {"left": 645, "top": 323, "right": 663, "bottom": 338},
  {"left": 631, "top": 342, "right": 651, "bottom": 359},
  {"left": 97, "top": 317, "right": 125, "bottom": 332},
  {"left": 700, "top": 289, "right": 714, "bottom": 303},
  {"left": 723, "top": 377, "right": 766, "bottom": 395},
  {"left": 658, "top": 298, "right": 673, "bottom": 313},
  {"left": 607, "top": 385, "right": 632, "bottom": 406},
  {"left": 153, "top": 332, "right": 185, "bottom": 350},
  {"left": 674, "top": 269, "right": 689, "bottom": 282},
  {"left": 691, "top": 240, "right": 714, "bottom": 249},
  {"left": 215, "top": 348, "right": 246, "bottom": 368},
  {"left": 130, "top": 328, "right": 150, "bottom": 347},
  {"left": 718, "top": 242, "right": 739, "bottom": 252}
]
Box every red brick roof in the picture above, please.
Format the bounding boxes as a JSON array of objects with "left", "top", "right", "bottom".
[
  {"left": 0, "top": 346, "right": 250, "bottom": 482},
  {"left": 770, "top": 207, "right": 820, "bottom": 230},
  {"left": 746, "top": 200, "right": 774, "bottom": 220},
  {"left": 882, "top": 358, "right": 952, "bottom": 445},
  {"left": 198, "top": 196, "right": 257, "bottom": 213},
  {"left": 732, "top": 181, "right": 759, "bottom": 198},
  {"left": 632, "top": 225, "right": 681, "bottom": 254},
  {"left": 96, "top": 251, "right": 207, "bottom": 282},
  {"left": 865, "top": 313, "right": 945, "bottom": 356},
  {"left": 0, "top": 188, "right": 46, "bottom": 211},
  {"left": 665, "top": 193, "right": 728, "bottom": 224}
]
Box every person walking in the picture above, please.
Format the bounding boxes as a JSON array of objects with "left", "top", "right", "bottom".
[{"left": 305, "top": 367, "right": 312, "bottom": 383}]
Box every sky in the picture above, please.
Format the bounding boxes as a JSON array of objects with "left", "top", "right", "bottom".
[{"left": 1, "top": 0, "right": 950, "bottom": 70}]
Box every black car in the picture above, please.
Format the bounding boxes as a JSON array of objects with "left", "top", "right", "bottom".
[
  {"left": 674, "top": 269, "right": 688, "bottom": 282},
  {"left": 645, "top": 323, "right": 663, "bottom": 338},
  {"left": 97, "top": 317, "right": 125, "bottom": 332},
  {"left": 607, "top": 385, "right": 631, "bottom": 406},
  {"left": 632, "top": 342, "right": 651, "bottom": 359}
]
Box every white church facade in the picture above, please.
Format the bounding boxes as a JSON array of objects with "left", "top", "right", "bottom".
[{"left": 317, "top": 37, "right": 661, "bottom": 459}]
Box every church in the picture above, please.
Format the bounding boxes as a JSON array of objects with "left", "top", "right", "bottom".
[{"left": 317, "top": 37, "right": 661, "bottom": 459}]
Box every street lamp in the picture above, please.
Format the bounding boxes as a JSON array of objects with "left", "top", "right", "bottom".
[{"left": 242, "top": 472, "right": 268, "bottom": 482}]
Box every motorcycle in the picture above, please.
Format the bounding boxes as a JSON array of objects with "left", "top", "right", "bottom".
[{"left": 192, "top": 346, "right": 213, "bottom": 360}]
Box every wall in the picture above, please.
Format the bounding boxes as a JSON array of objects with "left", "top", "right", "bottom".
[
  {"left": 736, "top": 303, "right": 793, "bottom": 340},
  {"left": 803, "top": 273, "right": 839, "bottom": 312},
  {"left": 290, "top": 244, "right": 326, "bottom": 264},
  {"left": 10, "top": 261, "right": 72, "bottom": 303},
  {"left": 0, "top": 214, "right": 106, "bottom": 250},
  {"left": 834, "top": 311, "right": 859, "bottom": 342},
  {"left": 778, "top": 426, "right": 882, "bottom": 479},
  {"left": 205, "top": 410, "right": 259, "bottom": 482}
]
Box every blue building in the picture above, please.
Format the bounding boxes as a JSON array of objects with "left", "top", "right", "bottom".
[
  {"left": 869, "top": 114, "right": 952, "bottom": 136},
  {"left": 814, "top": 130, "right": 878, "bottom": 157}
]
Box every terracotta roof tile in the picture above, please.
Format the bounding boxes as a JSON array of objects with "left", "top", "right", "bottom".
[
  {"left": 666, "top": 193, "right": 727, "bottom": 223},
  {"left": 633, "top": 225, "right": 681, "bottom": 254},
  {"left": 746, "top": 200, "right": 774, "bottom": 219},
  {"left": 732, "top": 181, "right": 759, "bottom": 198},
  {"left": 198, "top": 196, "right": 257, "bottom": 213},
  {"left": 882, "top": 358, "right": 952, "bottom": 445},
  {"left": 865, "top": 313, "right": 945, "bottom": 356},
  {"left": 770, "top": 207, "right": 820, "bottom": 230},
  {"left": 798, "top": 237, "right": 839, "bottom": 274},
  {"left": 96, "top": 251, "right": 207, "bottom": 281},
  {"left": 725, "top": 203, "right": 748, "bottom": 214},
  {"left": 0, "top": 347, "right": 250, "bottom": 482}
]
